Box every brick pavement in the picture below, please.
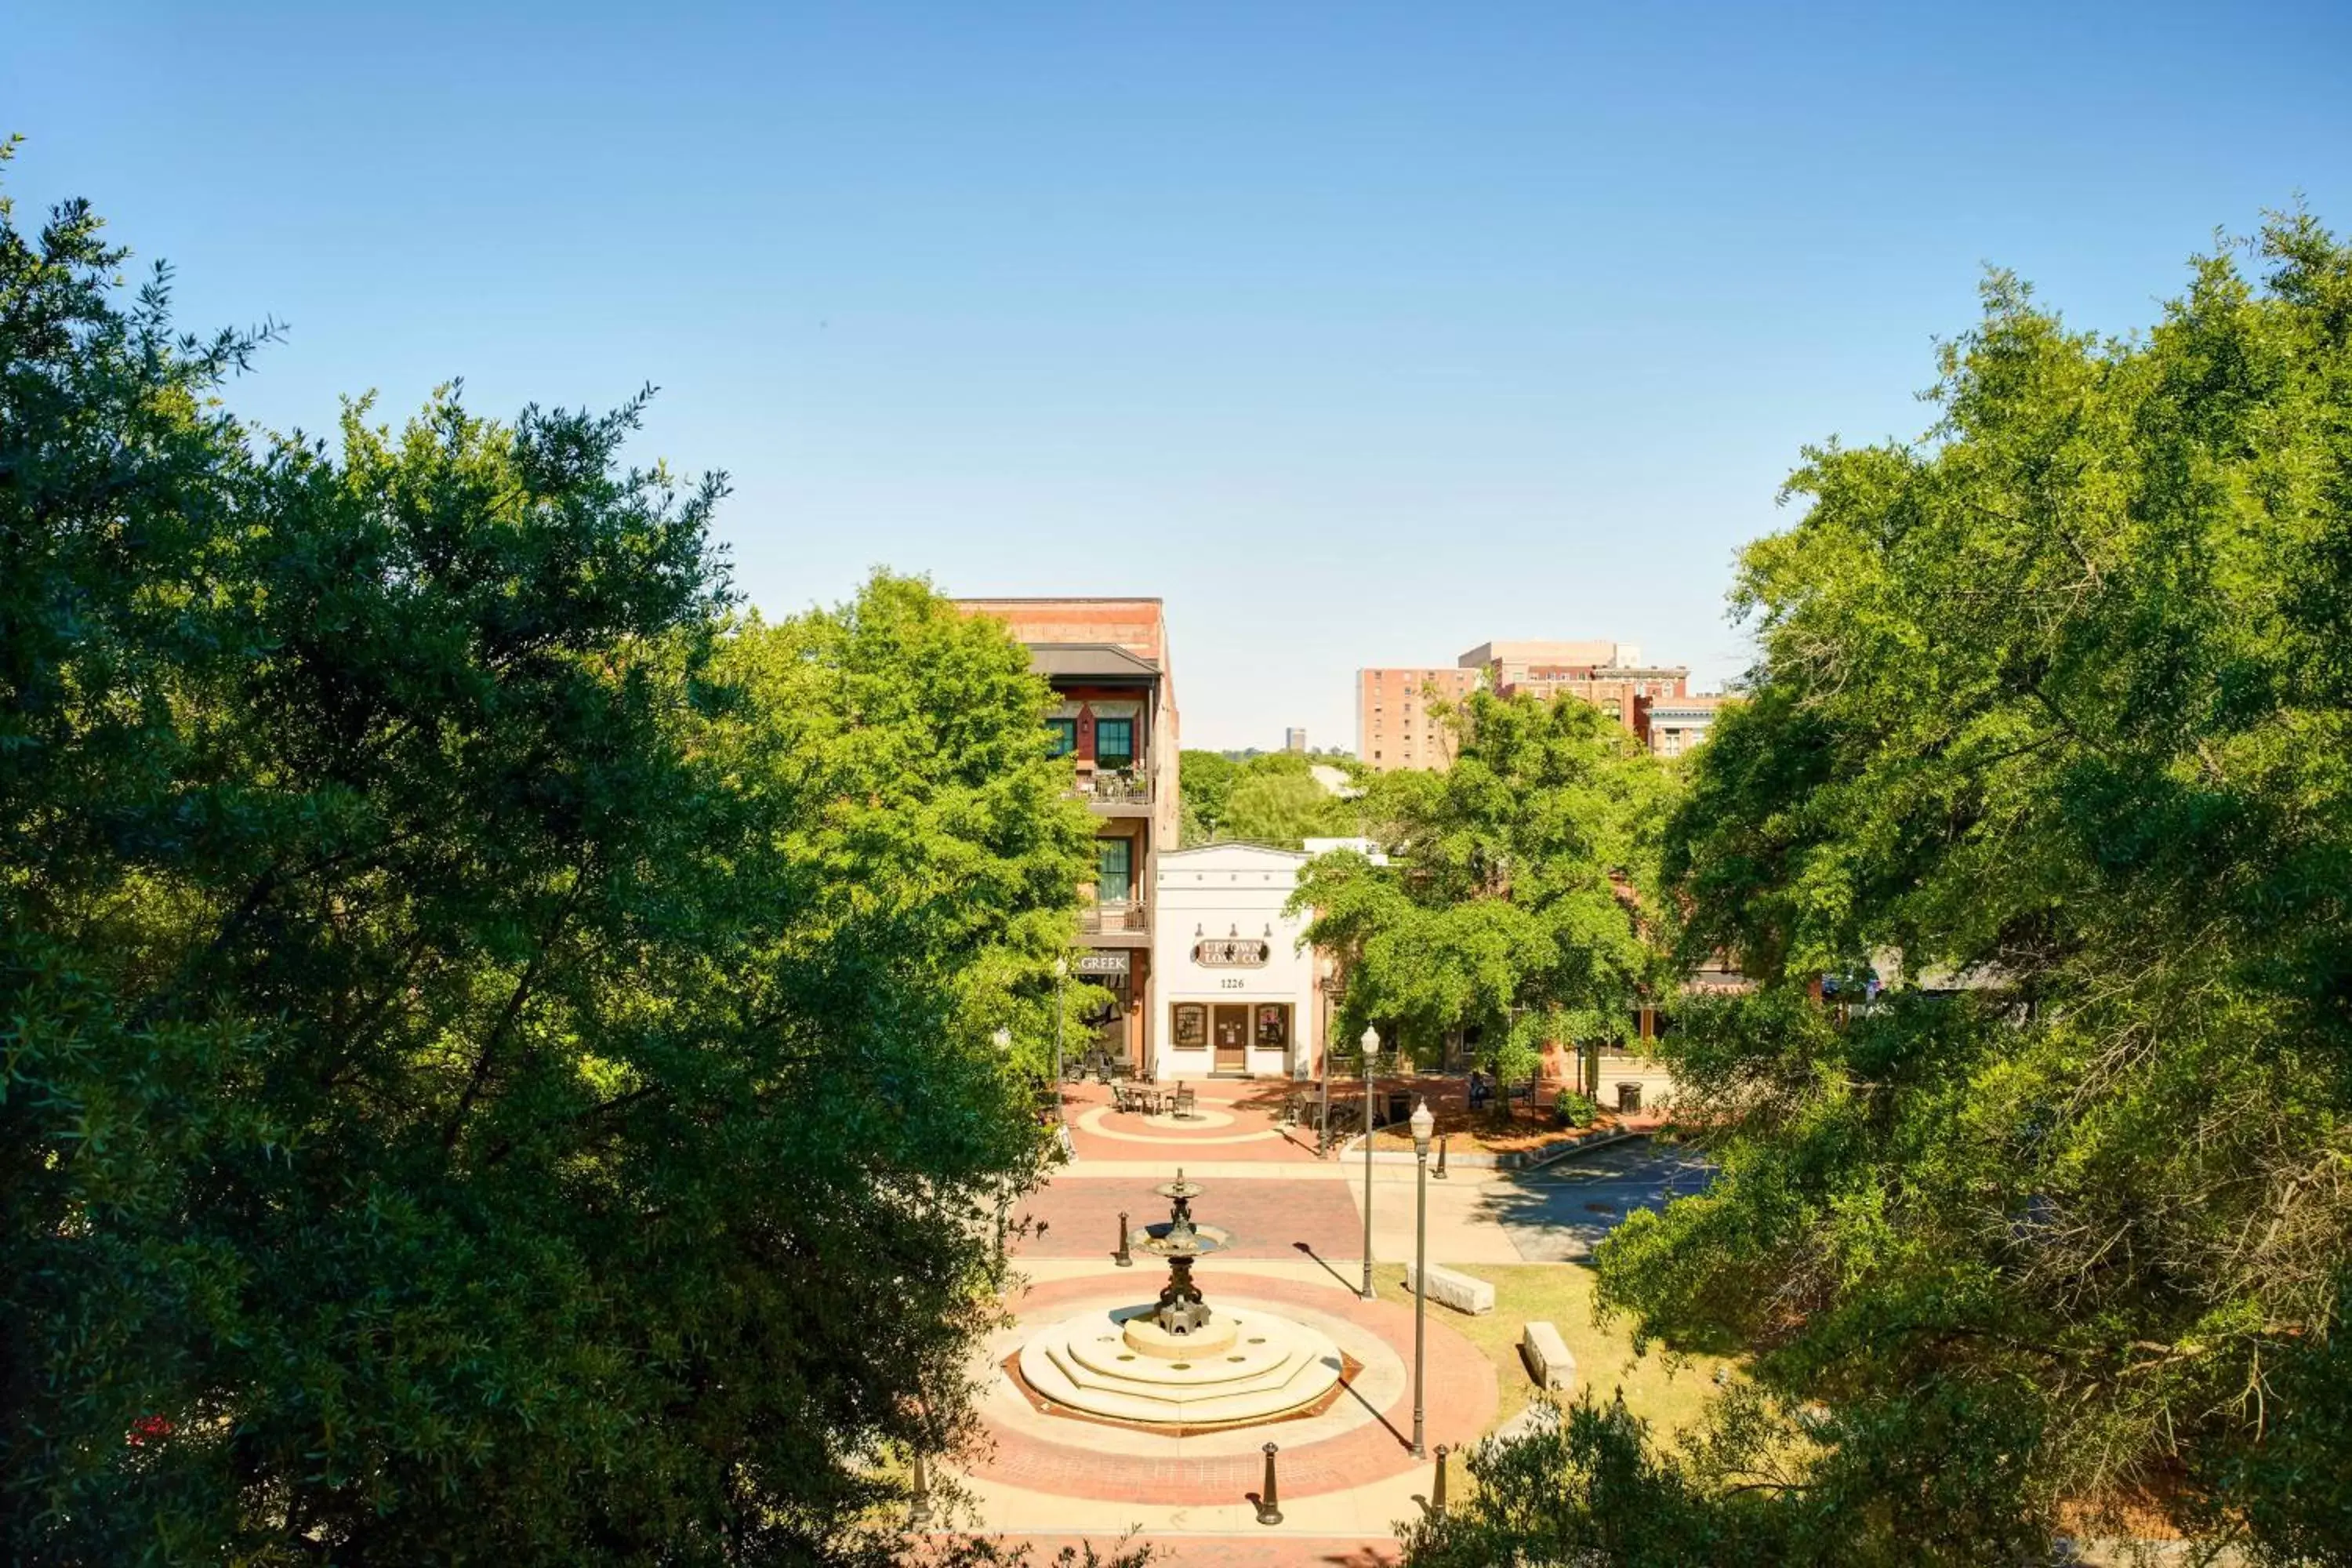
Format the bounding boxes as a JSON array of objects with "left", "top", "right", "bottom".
[
  {"left": 1060, "top": 1079, "right": 1328, "bottom": 1165},
  {"left": 969, "top": 1274, "right": 1496, "bottom": 1506},
  {"left": 923, "top": 1534, "right": 1402, "bottom": 1566},
  {"left": 1012, "top": 1176, "right": 1364, "bottom": 1261}
]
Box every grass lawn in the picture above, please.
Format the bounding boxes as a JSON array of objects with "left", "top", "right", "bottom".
[{"left": 1371, "top": 1261, "right": 1733, "bottom": 1439}]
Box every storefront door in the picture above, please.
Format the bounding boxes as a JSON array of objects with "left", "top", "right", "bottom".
[{"left": 1213, "top": 1005, "right": 1249, "bottom": 1073}]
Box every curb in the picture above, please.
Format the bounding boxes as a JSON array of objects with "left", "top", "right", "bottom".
[{"left": 1330, "top": 1125, "right": 1649, "bottom": 1170}]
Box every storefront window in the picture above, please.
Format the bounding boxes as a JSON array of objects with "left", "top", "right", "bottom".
[
  {"left": 1173, "top": 1004, "right": 1207, "bottom": 1048},
  {"left": 1094, "top": 716, "right": 1135, "bottom": 769},
  {"left": 1255, "top": 1003, "right": 1290, "bottom": 1047}
]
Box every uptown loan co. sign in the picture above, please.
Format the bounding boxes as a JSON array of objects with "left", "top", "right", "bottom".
[{"left": 1192, "top": 939, "right": 1270, "bottom": 967}]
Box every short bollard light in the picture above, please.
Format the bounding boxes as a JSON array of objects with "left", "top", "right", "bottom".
[
  {"left": 908, "top": 1448, "right": 935, "bottom": 1528},
  {"left": 1256, "top": 1441, "right": 1283, "bottom": 1526},
  {"left": 1114, "top": 1210, "right": 1133, "bottom": 1268},
  {"left": 1431, "top": 1443, "right": 1450, "bottom": 1519},
  {"left": 1436, "top": 1132, "right": 1450, "bottom": 1180}
]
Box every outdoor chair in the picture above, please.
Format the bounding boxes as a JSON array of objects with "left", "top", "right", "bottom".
[{"left": 1171, "top": 1083, "right": 1198, "bottom": 1119}]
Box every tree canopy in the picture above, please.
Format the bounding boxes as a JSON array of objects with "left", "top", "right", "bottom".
[
  {"left": 2, "top": 161, "right": 1093, "bottom": 1566},
  {"left": 1416, "top": 214, "right": 2352, "bottom": 1565},
  {"left": 1177, "top": 746, "right": 1361, "bottom": 848},
  {"left": 1294, "top": 690, "right": 1671, "bottom": 1080}
]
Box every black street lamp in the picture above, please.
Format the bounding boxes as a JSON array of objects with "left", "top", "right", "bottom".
[
  {"left": 1359, "top": 1025, "right": 1379, "bottom": 1301},
  {"left": 1410, "top": 1095, "right": 1436, "bottom": 1457}
]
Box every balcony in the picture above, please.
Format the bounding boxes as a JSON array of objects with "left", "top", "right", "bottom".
[
  {"left": 1070, "top": 764, "right": 1152, "bottom": 815},
  {"left": 1078, "top": 898, "right": 1150, "bottom": 946}
]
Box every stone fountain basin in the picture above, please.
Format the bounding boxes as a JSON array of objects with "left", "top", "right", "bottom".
[
  {"left": 1019, "top": 1305, "right": 1345, "bottom": 1424},
  {"left": 1128, "top": 1221, "right": 1233, "bottom": 1258}
]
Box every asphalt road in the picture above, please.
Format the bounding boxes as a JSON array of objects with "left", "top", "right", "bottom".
[{"left": 1483, "top": 1137, "right": 1716, "bottom": 1261}]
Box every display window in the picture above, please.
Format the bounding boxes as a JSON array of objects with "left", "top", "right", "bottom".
[{"left": 1172, "top": 1004, "right": 1208, "bottom": 1048}]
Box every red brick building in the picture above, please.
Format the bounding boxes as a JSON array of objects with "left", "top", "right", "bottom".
[{"left": 957, "top": 597, "right": 1179, "bottom": 1071}]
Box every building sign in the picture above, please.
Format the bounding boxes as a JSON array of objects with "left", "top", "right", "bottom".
[
  {"left": 1193, "top": 939, "right": 1270, "bottom": 967},
  {"left": 1073, "top": 952, "right": 1130, "bottom": 978}
]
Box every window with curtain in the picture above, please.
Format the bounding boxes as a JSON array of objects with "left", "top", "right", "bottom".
[
  {"left": 1095, "top": 837, "right": 1133, "bottom": 902},
  {"left": 1094, "top": 716, "right": 1135, "bottom": 769}
]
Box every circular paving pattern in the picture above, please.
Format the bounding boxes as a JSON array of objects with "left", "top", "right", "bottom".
[
  {"left": 966, "top": 1272, "right": 1497, "bottom": 1505},
  {"left": 1073, "top": 1104, "right": 1283, "bottom": 1145},
  {"left": 1141, "top": 1106, "right": 1237, "bottom": 1130}
]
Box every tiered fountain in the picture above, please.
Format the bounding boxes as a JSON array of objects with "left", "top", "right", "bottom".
[{"left": 1017, "top": 1171, "right": 1346, "bottom": 1427}]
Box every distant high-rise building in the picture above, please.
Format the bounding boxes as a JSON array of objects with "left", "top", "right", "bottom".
[
  {"left": 1359, "top": 639, "right": 1727, "bottom": 771},
  {"left": 1283, "top": 727, "right": 1308, "bottom": 753},
  {"left": 1464, "top": 640, "right": 1691, "bottom": 735},
  {"left": 1355, "top": 666, "right": 1482, "bottom": 771}
]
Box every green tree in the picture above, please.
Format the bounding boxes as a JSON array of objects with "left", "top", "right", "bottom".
[
  {"left": 1176, "top": 747, "right": 1238, "bottom": 841},
  {"left": 1295, "top": 690, "right": 1671, "bottom": 1082},
  {"left": 1, "top": 161, "right": 1091, "bottom": 1566},
  {"left": 1218, "top": 768, "right": 1341, "bottom": 847},
  {"left": 1178, "top": 748, "right": 1356, "bottom": 848},
  {"left": 1573, "top": 215, "right": 2352, "bottom": 1562}
]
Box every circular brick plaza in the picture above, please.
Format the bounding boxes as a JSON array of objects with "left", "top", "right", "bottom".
[{"left": 966, "top": 1266, "right": 1496, "bottom": 1508}]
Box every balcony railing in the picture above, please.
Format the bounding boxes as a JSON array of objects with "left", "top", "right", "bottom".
[
  {"left": 1071, "top": 766, "right": 1151, "bottom": 805},
  {"left": 1079, "top": 898, "right": 1148, "bottom": 934}
]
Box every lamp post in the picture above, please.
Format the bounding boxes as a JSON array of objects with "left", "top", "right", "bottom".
[
  {"left": 1410, "top": 1096, "right": 1435, "bottom": 1458},
  {"left": 1359, "top": 1025, "right": 1379, "bottom": 1301},
  {"left": 1051, "top": 957, "right": 1069, "bottom": 1124}
]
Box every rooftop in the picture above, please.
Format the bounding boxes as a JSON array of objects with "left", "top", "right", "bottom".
[{"left": 1025, "top": 641, "right": 1161, "bottom": 681}]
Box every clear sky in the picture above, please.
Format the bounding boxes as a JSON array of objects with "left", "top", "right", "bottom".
[{"left": 9, "top": 3, "right": 2348, "bottom": 750}]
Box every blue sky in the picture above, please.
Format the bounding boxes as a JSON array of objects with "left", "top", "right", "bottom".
[{"left": 9, "top": 2, "right": 2348, "bottom": 749}]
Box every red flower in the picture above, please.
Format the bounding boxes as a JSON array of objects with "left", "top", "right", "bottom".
[{"left": 127, "top": 1414, "right": 172, "bottom": 1446}]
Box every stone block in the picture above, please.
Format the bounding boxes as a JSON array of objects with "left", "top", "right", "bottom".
[
  {"left": 1521, "top": 1320, "right": 1575, "bottom": 1391},
  {"left": 1403, "top": 1261, "right": 1496, "bottom": 1316}
]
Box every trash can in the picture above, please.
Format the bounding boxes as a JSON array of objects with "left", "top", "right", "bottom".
[{"left": 1616, "top": 1082, "right": 1642, "bottom": 1114}]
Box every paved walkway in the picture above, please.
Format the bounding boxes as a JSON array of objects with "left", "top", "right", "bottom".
[
  {"left": 952, "top": 1076, "right": 1705, "bottom": 1560},
  {"left": 921, "top": 1533, "right": 1403, "bottom": 1567},
  {"left": 1060, "top": 1079, "right": 1326, "bottom": 1163}
]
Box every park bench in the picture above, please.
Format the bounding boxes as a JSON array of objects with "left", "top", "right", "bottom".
[
  {"left": 1403, "top": 1261, "right": 1497, "bottom": 1316},
  {"left": 1521, "top": 1321, "right": 1577, "bottom": 1392}
]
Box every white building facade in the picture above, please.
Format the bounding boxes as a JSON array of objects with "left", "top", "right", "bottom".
[{"left": 1152, "top": 844, "right": 1319, "bottom": 1082}]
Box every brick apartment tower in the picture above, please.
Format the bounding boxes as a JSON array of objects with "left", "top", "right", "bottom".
[
  {"left": 956, "top": 597, "right": 1179, "bottom": 1073},
  {"left": 1355, "top": 666, "right": 1482, "bottom": 771}
]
